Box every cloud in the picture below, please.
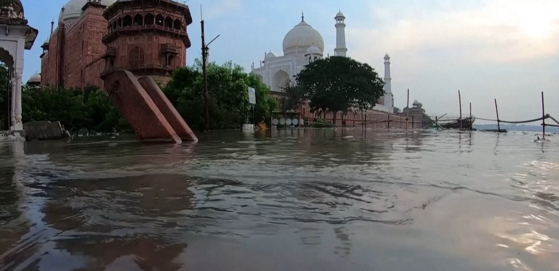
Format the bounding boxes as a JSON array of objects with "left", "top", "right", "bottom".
[
  {"left": 340, "top": 0, "right": 559, "bottom": 120},
  {"left": 347, "top": 0, "right": 559, "bottom": 66}
]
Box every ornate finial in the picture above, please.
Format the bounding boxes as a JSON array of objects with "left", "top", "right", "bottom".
[{"left": 301, "top": 11, "right": 304, "bottom": 22}]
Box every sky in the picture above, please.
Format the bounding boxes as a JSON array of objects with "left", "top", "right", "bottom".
[{"left": 20, "top": 0, "right": 559, "bottom": 123}]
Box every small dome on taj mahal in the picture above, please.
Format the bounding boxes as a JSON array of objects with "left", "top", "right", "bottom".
[
  {"left": 265, "top": 52, "right": 276, "bottom": 60},
  {"left": 28, "top": 72, "right": 41, "bottom": 84},
  {"left": 306, "top": 44, "right": 321, "bottom": 55},
  {"left": 335, "top": 10, "right": 345, "bottom": 18},
  {"left": 0, "top": 0, "right": 27, "bottom": 25}
]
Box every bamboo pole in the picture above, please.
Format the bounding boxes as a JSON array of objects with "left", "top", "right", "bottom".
[
  {"left": 406, "top": 89, "right": 410, "bottom": 129},
  {"left": 458, "top": 90, "right": 462, "bottom": 130},
  {"left": 469, "top": 102, "right": 472, "bottom": 130},
  {"left": 494, "top": 99, "right": 501, "bottom": 132},
  {"left": 541, "top": 91, "right": 546, "bottom": 139}
]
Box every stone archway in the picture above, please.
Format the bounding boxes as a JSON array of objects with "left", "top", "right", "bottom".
[
  {"left": 0, "top": 46, "right": 14, "bottom": 130},
  {"left": 272, "top": 70, "right": 290, "bottom": 92}
]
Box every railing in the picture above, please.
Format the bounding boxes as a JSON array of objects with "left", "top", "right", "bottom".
[{"left": 161, "top": 43, "right": 177, "bottom": 53}]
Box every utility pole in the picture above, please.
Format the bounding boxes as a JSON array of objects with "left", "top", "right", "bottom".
[
  {"left": 200, "top": 12, "right": 220, "bottom": 131},
  {"left": 201, "top": 19, "right": 209, "bottom": 130}
]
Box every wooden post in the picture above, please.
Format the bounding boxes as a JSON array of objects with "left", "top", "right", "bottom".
[
  {"left": 458, "top": 90, "right": 462, "bottom": 130},
  {"left": 494, "top": 99, "right": 501, "bottom": 132},
  {"left": 387, "top": 113, "right": 390, "bottom": 129},
  {"left": 469, "top": 102, "right": 472, "bottom": 130},
  {"left": 542, "top": 91, "right": 546, "bottom": 139},
  {"left": 406, "top": 89, "right": 410, "bottom": 129},
  {"left": 361, "top": 110, "right": 364, "bottom": 129}
]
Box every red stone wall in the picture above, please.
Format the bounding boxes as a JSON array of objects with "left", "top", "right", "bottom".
[
  {"left": 106, "top": 36, "right": 186, "bottom": 70},
  {"left": 64, "top": 5, "right": 108, "bottom": 89},
  {"left": 40, "top": 27, "right": 61, "bottom": 86},
  {"left": 304, "top": 110, "right": 421, "bottom": 129},
  {"left": 40, "top": 3, "right": 191, "bottom": 90}
]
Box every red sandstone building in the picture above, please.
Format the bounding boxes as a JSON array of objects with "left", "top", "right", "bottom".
[{"left": 40, "top": 0, "right": 193, "bottom": 89}]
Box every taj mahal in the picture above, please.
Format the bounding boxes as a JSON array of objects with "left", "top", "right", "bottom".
[{"left": 251, "top": 11, "right": 394, "bottom": 113}]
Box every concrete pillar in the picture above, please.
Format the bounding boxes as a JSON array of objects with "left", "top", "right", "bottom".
[
  {"left": 14, "top": 72, "right": 23, "bottom": 131},
  {"left": 10, "top": 72, "right": 15, "bottom": 130}
]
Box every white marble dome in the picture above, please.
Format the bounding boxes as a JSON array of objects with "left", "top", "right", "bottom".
[
  {"left": 306, "top": 44, "right": 321, "bottom": 55},
  {"left": 282, "top": 19, "right": 324, "bottom": 56},
  {"left": 265, "top": 52, "right": 276, "bottom": 60},
  {"left": 59, "top": 0, "right": 116, "bottom": 23},
  {"left": 28, "top": 72, "right": 41, "bottom": 84}
]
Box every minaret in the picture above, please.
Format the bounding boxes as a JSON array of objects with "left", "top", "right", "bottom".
[
  {"left": 384, "top": 54, "right": 393, "bottom": 110},
  {"left": 334, "top": 11, "right": 347, "bottom": 57}
]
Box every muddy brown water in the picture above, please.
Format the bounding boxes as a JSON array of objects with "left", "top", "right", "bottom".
[{"left": 0, "top": 129, "right": 557, "bottom": 271}]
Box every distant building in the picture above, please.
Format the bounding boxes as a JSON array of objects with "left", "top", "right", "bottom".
[
  {"left": 400, "top": 100, "right": 432, "bottom": 128},
  {"left": 26, "top": 72, "right": 41, "bottom": 88},
  {"left": 252, "top": 11, "right": 394, "bottom": 114},
  {"left": 40, "top": 0, "right": 193, "bottom": 89}
]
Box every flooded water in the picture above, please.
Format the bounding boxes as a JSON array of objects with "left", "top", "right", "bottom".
[{"left": 0, "top": 129, "right": 558, "bottom": 271}]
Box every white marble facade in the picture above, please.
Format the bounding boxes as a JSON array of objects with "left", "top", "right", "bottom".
[
  {"left": 252, "top": 13, "right": 325, "bottom": 93},
  {"left": 252, "top": 11, "right": 394, "bottom": 113},
  {"left": 0, "top": 0, "right": 38, "bottom": 131}
]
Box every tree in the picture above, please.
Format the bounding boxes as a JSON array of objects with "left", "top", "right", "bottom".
[
  {"left": 19, "top": 85, "right": 131, "bottom": 134},
  {"left": 164, "top": 59, "right": 278, "bottom": 131},
  {"left": 279, "top": 83, "right": 306, "bottom": 112},
  {"left": 296, "top": 57, "right": 385, "bottom": 125},
  {"left": 0, "top": 64, "right": 9, "bottom": 129}
]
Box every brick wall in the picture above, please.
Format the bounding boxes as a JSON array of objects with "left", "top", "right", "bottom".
[
  {"left": 41, "top": 3, "right": 192, "bottom": 90},
  {"left": 64, "top": 5, "right": 108, "bottom": 89},
  {"left": 40, "top": 26, "right": 61, "bottom": 86},
  {"left": 304, "top": 110, "right": 422, "bottom": 129},
  {"left": 107, "top": 36, "right": 186, "bottom": 70}
]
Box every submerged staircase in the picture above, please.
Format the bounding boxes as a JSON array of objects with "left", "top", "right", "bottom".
[{"left": 103, "top": 70, "right": 197, "bottom": 143}]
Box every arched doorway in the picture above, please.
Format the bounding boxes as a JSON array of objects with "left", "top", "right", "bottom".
[
  {"left": 0, "top": 47, "right": 14, "bottom": 130},
  {"left": 272, "top": 70, "right": 290, "bottom": 92}
]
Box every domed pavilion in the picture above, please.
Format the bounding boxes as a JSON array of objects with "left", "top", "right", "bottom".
[{"left": 0, "top": 0, "right": 38, "bottom": 131}]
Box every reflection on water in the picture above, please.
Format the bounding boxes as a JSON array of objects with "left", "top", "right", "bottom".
[{"left": 0, "top": 129, "right": 558, "bottom": 271}]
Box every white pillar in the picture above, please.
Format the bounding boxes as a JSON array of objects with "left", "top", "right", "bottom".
[
  {"left": 383, "top": 54, "right": 393, "bottom": 111},
  {"left": 14, "top": 71, "right": 23, "bottom": 130},
  {"left": 334, "top": 12, "right": 347, "bottom": 57},
  {"left": 10, "top": 71, "right": 15, "bottom": 130}
]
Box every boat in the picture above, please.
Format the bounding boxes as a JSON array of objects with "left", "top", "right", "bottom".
[{"left": 439, "top": 118, "right": 475, "bottom": 130}]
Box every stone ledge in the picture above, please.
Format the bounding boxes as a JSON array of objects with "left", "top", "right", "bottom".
[{"left": 0, "top": 130, "right": 25, "bottom": 142}]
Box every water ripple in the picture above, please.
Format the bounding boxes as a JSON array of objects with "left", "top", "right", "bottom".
[{"left": 0, "top": 130, "right": 557, "bottom": 270}]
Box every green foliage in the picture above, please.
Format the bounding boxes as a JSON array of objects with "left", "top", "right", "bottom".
[
  {"left": 0, "top": 65, "right": 9, "bottom": 129},
  {"left": 21, "top": 85, "right": 131, "bottom": 134},
  {"left": 295, "top": 57, "right": 385, "bottom": 124},
  {"left": 279, "top": 83, "right": 306, "bottom": 112},
  {"left": 164, "top": 59, "right": 278, "bottom": 131}
]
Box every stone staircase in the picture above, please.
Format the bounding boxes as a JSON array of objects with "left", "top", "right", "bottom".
[{"left": 103, "top": 70, "right": 197, "bottom": 143}]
